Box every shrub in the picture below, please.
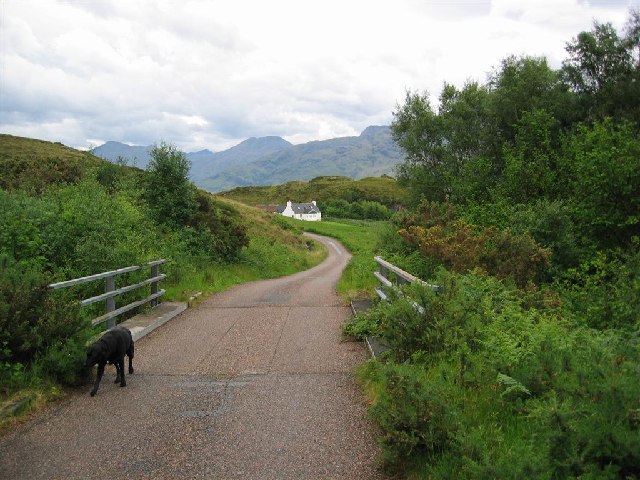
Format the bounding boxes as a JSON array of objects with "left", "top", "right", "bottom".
[
  {"left": 187, "top": 191, "right": 249, "bottom": 262},
  {"left": 0, "top": 255, "right": 87, "bottom": 389},
  {"left": 557, "top": 248, "right": 640, "bottom": 330},
  {"left": 481, "top": 227, "right": 552, "bottom": 286},
  {"left": 39, "top": 332, "right": 92, "bottom": 387},
  {"left": 359, "top": 361, "right": 460, "bottom": 469},
  {"left": 144, "top": 142, "right": 198, "bottom": 228},
  {"left": 399, "top": 220, "right": 551, "bottom": 287},
  {"left": 361, "top": 272, "right": 640, "bottom": 477}
]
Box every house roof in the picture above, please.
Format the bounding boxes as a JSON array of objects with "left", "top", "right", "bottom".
[{"left": 277, "top": 201, "right": 321, "bottom": 215}]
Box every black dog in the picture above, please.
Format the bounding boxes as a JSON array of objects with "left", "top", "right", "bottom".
[{"left": 85, "top": 326, "right": 134, "bottom": 397}]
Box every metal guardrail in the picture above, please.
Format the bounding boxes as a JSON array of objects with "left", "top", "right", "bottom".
[
  {"left": 49, "top": 259, "right": 166, "bottom": 328},
  {"left": 373, "top": 256, "right": 440, "bottom": 301}
]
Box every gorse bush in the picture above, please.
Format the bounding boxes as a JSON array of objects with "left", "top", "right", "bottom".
[{"left": 398, "top": 216, "right": 551, "bottom": 287}]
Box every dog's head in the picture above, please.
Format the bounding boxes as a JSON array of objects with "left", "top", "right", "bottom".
[{"left": 85, "top": 341, "right": 106, "bottom": 368}]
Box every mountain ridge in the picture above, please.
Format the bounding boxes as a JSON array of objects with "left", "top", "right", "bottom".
[{"left": 92, "top": 125, "right": 403, "bottom": 192}]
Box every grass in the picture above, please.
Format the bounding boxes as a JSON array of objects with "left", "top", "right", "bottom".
[
  {"left": 156, "top": 198, "right": 328, "bottom": 301},
  {"left": 0, "top": 134, "right": 104, "bottom": 191},
  {"left": 276, "top": 217, "right": 390, "bottom": 300}
]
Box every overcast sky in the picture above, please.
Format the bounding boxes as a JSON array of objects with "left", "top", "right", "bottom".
[{"left": 1, "top": 0, "right": 637, "bottom": 152}]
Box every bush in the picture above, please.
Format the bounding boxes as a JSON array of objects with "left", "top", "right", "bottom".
[
  {"left": 399, "top": 219, "right": 551, "bottom": 287},
  {"left": 144, "top": 142, "right": 198, "bottom": 227},
  {"left": 557, "top": 248, "right": 640, "bottom": 330},
  {"left": 320, "top": 199, "right": 392, "bottom": 220},
  {"left": 187, "top": 191, "right": 249, "bottom": 262},
  {"left": 39, "top": 332, "right": 92, "bottom": 387},
  {"left": 0, "top": 255, "right": 87, "bottom": 390},
  {"left": 360, "top": 272, "right": 640, "bottom": 477},
  {"left": 359, "top": 361, "right": 460, "bottom": 469}
]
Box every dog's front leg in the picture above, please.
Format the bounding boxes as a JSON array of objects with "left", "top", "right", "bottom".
[{"left": 90, "top": 363, "right": 105, "bottom": 397}]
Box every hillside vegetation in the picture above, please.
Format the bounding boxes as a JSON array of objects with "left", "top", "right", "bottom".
[
  {"left": 219, "top": 175, "right": 409, "bottom": 220},
  {"left": 340, "top": 13, "right": 640, "bottom": 478},
  {"left": 0, "top": 135, "right": 324, "bottom": 412}
]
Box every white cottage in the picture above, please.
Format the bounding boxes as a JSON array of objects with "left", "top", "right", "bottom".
[{"left": 277, "top": 200, "right": 322, "bottom": 221}]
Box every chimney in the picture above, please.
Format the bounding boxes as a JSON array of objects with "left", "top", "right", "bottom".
[
  {"left": 311, "top": 200, "right": 316, "bottom": 206},
  {"left": 287, "top": 200, "right": 292, "bottom": 207}
]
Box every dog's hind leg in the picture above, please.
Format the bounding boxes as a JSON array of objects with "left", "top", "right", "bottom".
[
  {"left": 117, "top": 357, "right": 127, "bottom": 387},
  {"left": 114, "top": 361, "right": 122, "bottom": 384},
  {"left": 127, "top": 342, "right": 134, "bottom": 375},
  {"left": 90, "top": 363, "right": 105, "bottom": 397}
]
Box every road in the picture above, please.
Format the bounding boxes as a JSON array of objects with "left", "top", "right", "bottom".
[{"left": 0, "top": 234, "right": 384, "bottom": 479}]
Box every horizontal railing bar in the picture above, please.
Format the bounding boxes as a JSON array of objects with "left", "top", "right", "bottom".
[
  {"left": 49, "top": 266, "right": 141, "bottom": 289},
  {"left": 373, "top": 271, "right": 393, "bottom": 288},
  {"left": 375, "top": 287, "right": 389, "bottom": 302},
  {"left": 374, "top": 256, "right": 419, "bottom": 284},
  {"left": 374, "top": 256, "right": 441, "bottom": 292},
  {"left": 49, "top": 259, "right": 166, "bottom": 290},
  {"left": 91, "top": 290, "right": 165, "bottom": 327},
  {"left": 80, "top": 274, "right": 166, "bottom": 307}
]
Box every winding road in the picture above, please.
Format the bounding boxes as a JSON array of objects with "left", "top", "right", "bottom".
[{"left": 0, "top": 234, "right": 384, "bottom": 479}]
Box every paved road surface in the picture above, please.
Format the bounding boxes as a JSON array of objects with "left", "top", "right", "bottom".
[{"left": 0, "top": 234, "right": 384, "bottom": 479}]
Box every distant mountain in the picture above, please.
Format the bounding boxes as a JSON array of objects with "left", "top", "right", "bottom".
[
  {"left": 200, "top": 126, "right": 403, "bottom": 192},
  {"left": 92, "top": 126, "right": 403, "bottom": 193},
  {"left": 189, "top": 136, "right": 292, "bottom": 181},
  {"left": 93, "top": 136, "right": 292, "bottom": 180},
  {"left": 92, "top": 141, "right": 152, "bottom": 168}
]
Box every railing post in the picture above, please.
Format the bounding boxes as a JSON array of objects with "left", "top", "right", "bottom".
[
  {"left": 380, "top": 264, "right": 387, "bottom": 281},
  {"left": 105, "top": 275, "right": 116, "bottom": 329},
  {"left": 150, "top": 263, "right": 159, "bottom": 307}
]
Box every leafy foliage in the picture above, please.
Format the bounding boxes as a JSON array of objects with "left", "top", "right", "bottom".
[
  {"left": 144, "top": 142, "right": 198, "bottom": 227},
  {"left": 353, "top": 274, "right": 640, "bottom": 478},
  {"left": 395, "top": 204, "right": 551, "bottom": 287},
  {"left": 363, "top": 11, "right": 640, "bottom": 478},
  {"left": 218, "top": 175, "right": 409, "bottom": 211},
  {"left": 0, "top": 136, "right": 309, "bottom": 397}
]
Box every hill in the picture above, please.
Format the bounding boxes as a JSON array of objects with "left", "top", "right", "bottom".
[
  {"left": 0, "top": 134, "right": 104, "bottom": 191},
  {"left": 217, "top": 175, "right": 409, "bottom": 208},
  {"left": 200, "top": 126, "right": 403, "bottom": 192}
]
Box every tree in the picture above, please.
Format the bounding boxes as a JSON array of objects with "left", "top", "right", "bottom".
[
  {"left": 501, "top": 109, "right": 560, "bottom": 202},
  {"left": 392, "top": 91, "right": 448, "bottom": 202},
  {"left": 559, "top": 119, "right": 640, "bottom": 247},
  {"left": 144, "top": 142, "right": 197, "bottom": 227},
  {"left": 561, "top": 12, "right": 640, "bottom": 122},
  {"left": 489, "top": 55, "right": 571, "bottom": 139}
]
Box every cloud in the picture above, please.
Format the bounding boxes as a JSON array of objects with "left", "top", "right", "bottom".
[{"left": 1, "top": 0, "right": 637, "bottom": 151}]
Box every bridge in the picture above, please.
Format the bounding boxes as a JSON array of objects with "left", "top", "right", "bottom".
[{"left": 0, "top": 234, "right": 385, "bottom": 479}]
